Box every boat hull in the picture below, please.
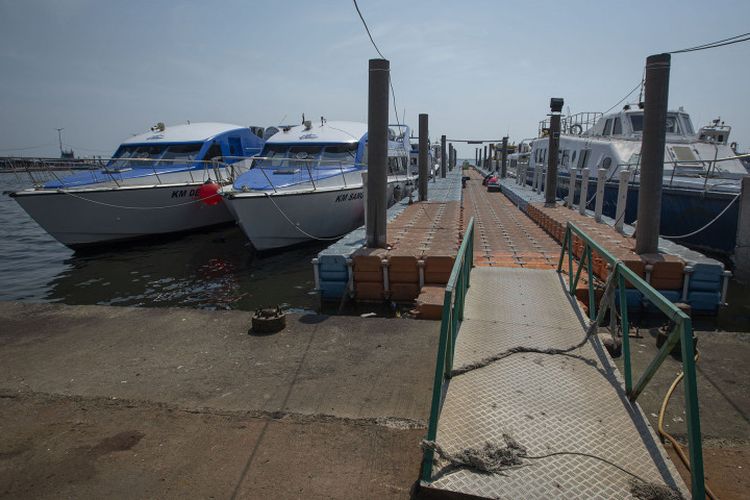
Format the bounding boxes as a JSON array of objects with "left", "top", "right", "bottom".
[
  {"left": 11, "top": 183, "right": 233, "bottom": 249},
  {"left": 528, "top": 172, "right": 740, "bottom": 255},
  {"left": 225, "top": 180, "right": 409, "bottom": 251}
]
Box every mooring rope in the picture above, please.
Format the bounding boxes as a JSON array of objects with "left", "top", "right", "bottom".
[
  {"left": 449, "top": 271, "right": 617, "bottom": 378},
  {"left": 421, "top": 438, "right": 684, "bottom": 499}
]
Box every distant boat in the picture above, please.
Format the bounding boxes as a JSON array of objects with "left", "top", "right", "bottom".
[
  {"left": 11, "top": 122, "right": 264, "bottom": 249},
  {"left": 223, "top": 119, "right": 414, "bottom": 251},
  {"left": 520, "top": 105, "right": 746, "bottom": 255}
]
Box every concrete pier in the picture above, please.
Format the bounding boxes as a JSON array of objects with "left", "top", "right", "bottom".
[{"left": 0, "top": 302, "right": 438, "bottom": 499}]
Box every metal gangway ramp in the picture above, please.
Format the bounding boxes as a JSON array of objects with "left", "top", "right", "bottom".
[{"left": 420, "top": 219, "right": 702, "bottom": 499}]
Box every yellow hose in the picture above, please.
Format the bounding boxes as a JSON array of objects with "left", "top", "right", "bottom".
[{"left": 657, "top": 351, "right": 718, "bottom": 500}]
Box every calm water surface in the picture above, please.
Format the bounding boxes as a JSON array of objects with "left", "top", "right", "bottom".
[
  {"left": 0, "top": 172, "right": 323, "bottom": 312},
  {"left": 1, "top": 172, "right": 748, "bottom": 330}
]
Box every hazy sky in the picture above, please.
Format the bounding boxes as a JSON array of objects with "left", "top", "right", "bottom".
[{"left": 1, "top": 0, "right": 749, "bottom": 159}]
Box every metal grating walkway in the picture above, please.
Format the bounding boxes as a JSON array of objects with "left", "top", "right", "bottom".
[{"left": 423, "top": 267, "right": 688, "bottom": 499}]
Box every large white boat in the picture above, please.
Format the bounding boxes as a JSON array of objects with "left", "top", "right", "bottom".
[
  {"left": 522, "top": 106, "right": 747, "bottom": 254},
  {"left": 223, "top": 120, "right": 413, "bottom": 251},
  {"left": 11, "top": 122, "right": 265, "bottom": 249}
]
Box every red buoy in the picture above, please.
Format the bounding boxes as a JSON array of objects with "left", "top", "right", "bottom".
[{"left": 196, "top": 182, "right": 221, "bottom": 206}]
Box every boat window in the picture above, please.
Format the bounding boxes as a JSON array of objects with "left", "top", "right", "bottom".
[
  {"left": 602, "top": 119, "right": 612, "bottom": 136},
  {"left": 577, "top": 149, "right": 590, "bottom": 169},
  {"left": 612, "top": 117, "right": 622, "bottom": 135},
  {"left": 388, "top": 156, "right": 406, "bottom": 176},
  {"left": 665, "top": 115, "right": 681, "bottom": 134},
  {"left": 320, "top": 143, "right": 357, "bottom": 167},
  {"left": 202, "top": 143, "right": 223, "bottom": 161},
  {"left": 228, "top": 137, "right": 242, "bottom": 157},
  {"left": 680, "top": 114, "right": 695, "bottom": 135},
  {"left": 629, "top": 113, "right": 644, "bottom": 132},
  {"left": 159, "top": 143, "right": 203, "bottom": 163},
  {"left": 124, "top": 144, "right": 168, "bottom": 167},
  {"left": 571, "top": 150, "right": 577, "bottom": 163},
  {"left": 602, "top": 157, "right": 612, "bottom": 169}
]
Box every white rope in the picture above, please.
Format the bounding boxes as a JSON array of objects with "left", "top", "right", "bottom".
[
  {"left": 58, "top": 189, "right": 221, "bottom": 210},
  {"left": 660, "top": 192, "right": 740, "bottom": 239},
  {"left": 263, "top": 192, "right": 349, "bottom": 241}
]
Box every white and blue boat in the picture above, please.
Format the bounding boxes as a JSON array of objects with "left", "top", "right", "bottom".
[
  {"left": 522, "top": 106, "right": 747, "bottom": 255},
  {"left": 11, "top": 122, "right": 264, "bottom": 248},
  {"left": 223, "top": 119, "right": 413, "bottom": 251}
]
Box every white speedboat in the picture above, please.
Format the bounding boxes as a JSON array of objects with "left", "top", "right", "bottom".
[
  {"left": 223, "top": 120, "right": 413, "bottom": 251},
  {"left": 523, "top": 106, "right": 747, "bottom": 254},
  {"left": 11, "top": 122, "right": 265, "bottom": 249}
]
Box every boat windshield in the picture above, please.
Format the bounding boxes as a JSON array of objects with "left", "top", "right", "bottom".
[
  {"left": 256, "top": 144, "right": 357, "bottom": 170},
  {"left": 628, "top": 112, "right": 693, "bottom": 135},
  {"left": 109, "top": 143, "right": 203, "bottom": 168},
  {"left": 319, "top": 143, "right": 357, "bottom": 168}
]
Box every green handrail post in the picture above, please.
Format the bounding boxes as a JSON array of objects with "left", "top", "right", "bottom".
[
  {"left": 557, "top": 227, "right": 569, "bottom": 274},
  {"left": 680, "top": 317, "right": 705, "bottom": 499},
  {"left": 571, "top": 244, "right": 587, "bottom": 294},
  {"left": 567, "top": 227, "right": 574, "bottom": 290},
  {"left": 421, "top": 290, "right": 452, "bottom": 481},
  {"left": 586, "top": 245, "right": 595, "bottom": 319},
  {"left": 618, "top": 272, "right": 632, "bottom": 393},
  {"left": 421, "top": 217, "right": 476, "bottom": 484},
  {"left": 558, "top": 222, "right": 705, "bottom": 498}
]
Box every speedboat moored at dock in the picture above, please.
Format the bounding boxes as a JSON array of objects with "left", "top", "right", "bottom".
[{"left": 223, "top": 119, "right": 413, "bottom": 251}]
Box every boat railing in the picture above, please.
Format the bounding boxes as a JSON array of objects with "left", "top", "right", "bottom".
[
  {"left": 236, "top": 156, "right": 412, "bottom": 194},
  {"left": 538, "top": 112, "right": 603, "bottom": 137},
  {"left": 14, "top": 157, "right": 251, "bottom": 190},
  {"left": 613, "top": 152, "right": 749, "bottom": 188}
]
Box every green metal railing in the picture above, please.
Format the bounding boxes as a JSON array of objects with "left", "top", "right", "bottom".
[
  {"left": 420, "top": 216, "right": 475, "bottom": 483},
  {"left": 558, "top": 222, "right": 705, "bottom": 499}
]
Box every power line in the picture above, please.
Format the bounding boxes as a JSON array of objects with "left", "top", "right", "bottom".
[
  {"left": 669, "top": 31, "right": 750, "bottom": 54},
  {"left": 352, "top": 0, "right": 401, "bottom": 128},
  {"left": 352, "top": 0, "right": 385, "bottom": 59},
  {"left": 601, "top": 80, "right": 642, "bottom": 115},
  {"left": 0, "top": 143, "right": 55, "bottom": 152}
]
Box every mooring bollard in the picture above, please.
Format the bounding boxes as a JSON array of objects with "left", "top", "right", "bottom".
[
  {"left": 567, "top": 168, "right": 577, "bottom": 209},
  {"left": 579, "top": 169, "right": 590, "bottom": 215},
  {"left": 594, "top": 168, "right": 606, "bottom": 222},
  {"left": 615, "top": 169, "right": 631, "bottom": 233}
]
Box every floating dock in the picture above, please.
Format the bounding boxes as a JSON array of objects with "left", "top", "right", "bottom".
[{"left": 315, "top": 165, "right": 727, "bottom": 316}]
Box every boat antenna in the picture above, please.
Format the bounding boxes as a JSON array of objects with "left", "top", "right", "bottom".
[
  {"left": 301, "top": 113, "right": 305, "bottom": 125},
  {"left": 56, "top": 128, "right": 64, "bottom": 156}
]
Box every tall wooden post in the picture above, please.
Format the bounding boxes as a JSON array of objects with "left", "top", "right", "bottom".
[
  {"left": 440, "top": 135, "right": 447, "bottom": 178},
  {"left": 544, "top": 98, "right": 564, "bottom": 206},
  {"left": 366, "top": 58, "right": 389, "bottom": 248},
  {"left": 418, "top": 113, "right": 429, "bottom": 202},
  {"left": 636, "top": 53, "right": 670, "bottom": 254},
  {"left": 500, "top": 136, "right": 509, "bottom": 177}
]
